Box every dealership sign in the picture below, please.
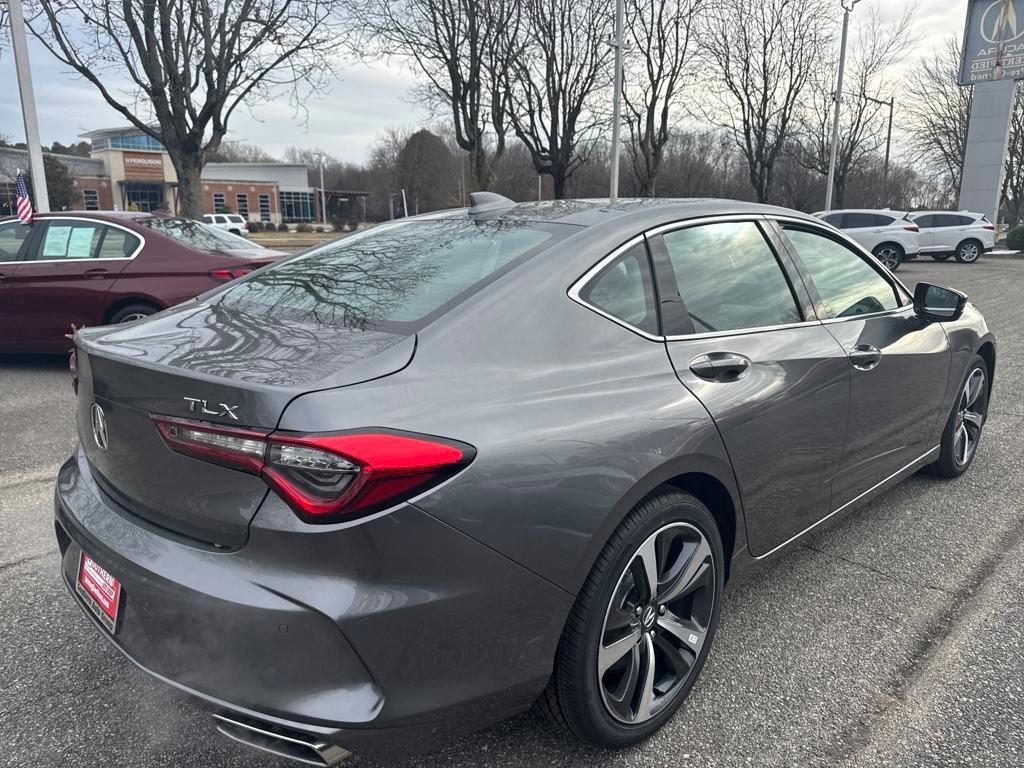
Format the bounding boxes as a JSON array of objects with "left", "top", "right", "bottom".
[{"left": 960, "top": 0, "right": 1024, "bottom": 84}]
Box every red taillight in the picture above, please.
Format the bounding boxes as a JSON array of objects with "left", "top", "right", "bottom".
[
  {"left": 152, "top": 416, "right": 475, "bottom": 523},
  {"left": 904, "top": 225, "right": 919, "bottom": 232},
  {"left": 983, "top": 223, "right": 995, "bottom": 230},
  {"left": 209, "top": 266, "right": 256, "bottom": 282}
]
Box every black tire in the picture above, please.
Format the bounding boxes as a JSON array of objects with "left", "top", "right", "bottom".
[
  {"left": 954, "top": 239, "right": 982, "bottom": 264},
  {"left": 931, "top": 254, "right": 952, "bottom": 261},
  {"left": 927, "top": 355, "right": 990, "bottom": 479},
  {"left": 108, "top": 303, "right": 159, "bottom": 325},
  {"left": 538, "top": 489, "right": 724, "bottom": 749},
  {"left": 873, "top": 243, "right": 903, "bottom": 271}
]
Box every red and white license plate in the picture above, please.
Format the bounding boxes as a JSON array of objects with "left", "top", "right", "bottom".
[{"left": 76, "top": 552, "right": 122, "bottom": 633}]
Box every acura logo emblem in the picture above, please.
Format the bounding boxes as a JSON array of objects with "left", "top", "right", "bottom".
[{"left": 91, "top": 403, "right": 109, "bottom": 451}]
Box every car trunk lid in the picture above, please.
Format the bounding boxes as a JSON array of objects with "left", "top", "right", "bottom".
[{"left": 74, "top": 300, "right": 415, "bottom": 547}]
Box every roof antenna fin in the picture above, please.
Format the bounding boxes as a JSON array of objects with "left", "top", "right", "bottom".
[{"left": 468, "top": 192, "right": 515, "bottom": 214}]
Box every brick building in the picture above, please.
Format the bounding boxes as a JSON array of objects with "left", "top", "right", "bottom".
[{"left": 0, "top": 127, "right": 331, "bottom": 225}]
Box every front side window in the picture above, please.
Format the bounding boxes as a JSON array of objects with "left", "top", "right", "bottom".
[
  {"left": 0, "top": 221, "right": 31, "bottom": 260},
  {"left": 784, "top": 226, "right": 900, "bottom": 319},
  {"left": 657, "top": 221, "right": 802, "bottom": 335},
  {"left": 578, "top": 243, "right": 658, "bottom": 334},
  {"left": 34, "top": 221, "right": 103, "bottom": 260}
]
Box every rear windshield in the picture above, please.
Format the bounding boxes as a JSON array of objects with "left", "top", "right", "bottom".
[
  {"left": 139, "top": 217, "right": 263, "bottom": 252},
  {"left": 213, "top": 218, "right": 573, "bottom": 332}
]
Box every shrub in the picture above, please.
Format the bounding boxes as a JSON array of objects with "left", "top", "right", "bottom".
[
  {"left": 277, "top": 222, "right": 290, "bottom": 232},
  {"left": 314, "top": 226, "right": 324, "bottom": 233},
  {"left": 296, "top": 222, "right": 314, "bottom": 233},
  {"left": 1007, "top": 225, "right": 1024, "bottom": 252},
  {"left": 247, "top": 221, "right": 262, "bottom": 233}
]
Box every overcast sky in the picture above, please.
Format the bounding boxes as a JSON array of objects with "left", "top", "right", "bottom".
[{"left": 0, "top": 0, "right": 968, "bottom": 164}]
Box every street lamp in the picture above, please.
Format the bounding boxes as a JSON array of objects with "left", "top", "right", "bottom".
[
  {"left": 608, "top": 0, "right": 625, "bottom": 205},
  {"left": 863, "top": 93, "right": 895, "bottom": 207},
  {"left": 824, "top": 0, "right": 862, "bottom": 211}
]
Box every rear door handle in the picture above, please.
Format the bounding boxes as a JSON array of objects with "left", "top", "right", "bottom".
[
  {"left": 849, "top": 344, "right": 882, "bottom": 370},
  {"left": 83, "top": 267, "right": 109, "bottom": 279},
  {"left": 689, "top": 352, "right": 751, "bottom": 382}
]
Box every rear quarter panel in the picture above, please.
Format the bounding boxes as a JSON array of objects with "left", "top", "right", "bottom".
[{"left": 278, "top": 226, "right": 744, "bottom": 595}]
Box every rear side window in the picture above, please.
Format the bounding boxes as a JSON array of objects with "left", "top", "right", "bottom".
[
  {"left": 841, "top": 213, "right": 877, "bottom": 229},
  {"left": 821, "top": 213, "right": 842, "bottom": 226},
  {"left": 578, "top": 243, "right": 658, "bottom": 334},
  {"left": 657, "top": 221, "right": 802, "bottom": 334},
  {"left": 217, "top": 219, "right": 575, "bottom": 331},
  {"left": 914, "top": 214, "right": 935, "bottom": 228},
  {"left": 97, "top": 227, "right": 141, "bottom": 259},
  {"left": 784, "top": 227, "right": 900, "bottom": 318},
  {"left": 873, "top": 214, "right": 895, "bottom": 226}
]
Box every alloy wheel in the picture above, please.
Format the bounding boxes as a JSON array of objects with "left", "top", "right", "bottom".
[
  {"left": 954, "top": 367, "right": 987, "bottom": 467},
  {"left": 959, "top": 242, "right": 980, "bottom": 263},
  {"left": 875, "top": 247, "right": 900, "bottom": 270},
  {"left": 597, "top": 522, "right": 714, "bottom": 725},
  {"left": 117, "top": 312, "right": 148, "bottom": 323}
]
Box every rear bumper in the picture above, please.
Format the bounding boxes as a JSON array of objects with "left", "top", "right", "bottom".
[{"left": 55, "top": 448, "right": 572, "bottom": 760}]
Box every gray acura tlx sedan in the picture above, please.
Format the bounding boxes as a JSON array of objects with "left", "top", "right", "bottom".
[{"left": 56, "top": 195, "right": 995, "bottom": 765}]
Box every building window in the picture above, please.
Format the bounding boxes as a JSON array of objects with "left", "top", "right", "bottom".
[
  {"left": 236, "top": 193, "right": 249, "bottom": 218},
  {"left": 82, "top": 190, "right": 100, "bottom": 211},
  {"left": 258, "top": 194, "right": 272, "bottom": 222},
  {"left": 279, "top": 191, "right": 316, "bottom": 222},
  {"left": 213, "top": 192, "right": 227, "bottom": 213},
  {"left": 91, "top": 134, "right": 165, "bottom": 152}
]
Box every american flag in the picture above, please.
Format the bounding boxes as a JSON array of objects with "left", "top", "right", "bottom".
[{"left": 16, "top": 171, "right": 34, "bottom": 225}]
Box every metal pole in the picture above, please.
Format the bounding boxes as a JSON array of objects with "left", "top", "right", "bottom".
[
  {"left": 318, "top": 155, "right": 327, "bottom": 226},
  {"left": 881, "top": 97, "right": 894, "bottom": 206},
  {"left": 537, "top": 175, "right": 542, "bottom": 201},
  {"left": 608, "top": 0, "right": 625, "bottom": 204},
  {"left": 824, "top": 5, "right": 854, "bottom": 212},
  {"left": 8, "top": 0, "right": 50, "bottom": 212},
  {"left": 401, "top": 188, "right": 408, "bottom": 218}
]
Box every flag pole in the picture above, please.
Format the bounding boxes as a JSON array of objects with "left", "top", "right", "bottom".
[{"left": 8, "top": 0, "right": 50, "bottom": 213}]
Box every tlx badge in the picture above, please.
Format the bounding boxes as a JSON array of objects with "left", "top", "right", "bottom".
[{"left": 183, "top": 397, "right": 240, "bottom": 420}]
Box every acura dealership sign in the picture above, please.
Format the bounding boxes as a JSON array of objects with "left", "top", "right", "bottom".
[{"left": 960, "top": 0, "right": 1024, "bottom": 84}]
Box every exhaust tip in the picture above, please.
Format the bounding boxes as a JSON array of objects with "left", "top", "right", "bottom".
[{"left": 214, "top": 713, "right": 350, "bottom": 766}]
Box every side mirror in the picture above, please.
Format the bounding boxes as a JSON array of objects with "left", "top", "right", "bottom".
[{"left": 914, "top": 283, "right": 967, "bottom": 323}]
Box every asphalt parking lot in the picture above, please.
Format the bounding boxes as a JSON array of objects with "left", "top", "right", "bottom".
[{"left": 2, "top": 257, "right": 1023, "bottom": 768}]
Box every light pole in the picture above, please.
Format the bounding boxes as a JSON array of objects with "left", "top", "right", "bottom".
[
  {"left": 824, "top": 0, "right": 861, "bottom": 212},
  {"left": 316, "top": 152, "right": 327, "bottom": 226},
  {"left": 608, "top": 0, "right": 625, "bottom": 205},
  {"left": 863, "top": 94, "right": 895, "bottom": 207},
  {"left": 8, "top": 0, "right": 50, "bottom": 212}
]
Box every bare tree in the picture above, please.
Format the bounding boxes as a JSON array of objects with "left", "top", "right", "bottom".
[
  {"left": 355, "top": 0, "right": 518, "bottom": 192},
  {"left": 902, "top": 38, "right": 974, "bottom": 198},
  {"left": 30, "top": 0, "right": 349, "bottom": 218},
  {"left": 623, "top": 0, "right": 705, "bottom": 196},
  {"left": 502, "top": 0, "right": 612, "bottom": 199},
  {"left": 701, "top": 0, "right": 833, "bottom": 203},
  {"left": 799, "top": 6, "right": 914, "bottom": 208}
]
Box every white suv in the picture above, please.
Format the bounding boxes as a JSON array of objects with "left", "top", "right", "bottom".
[
  {"left": 812, "top": 209, "right": 920, "bottom": 271},
  {"left": 202, "top": 213, "right": 249, "bottom": 237},
  {"left": 908, "top": 211, "right": 994, "bottom": 264}
]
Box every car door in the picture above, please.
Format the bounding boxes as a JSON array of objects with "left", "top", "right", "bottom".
[
  {"left": 8, "top": 218, "right": 140, "bottom": 351},
  {"left": 777, "top": 222, "right": 950, "bottom": 510},
  {"left": 931, "top": 214, "right": 962, "bottom": 253},
  {"left": 654, "top": 218, "right": 851, "bottom": 556},
  {"left": 839, "top": 212, "right": 877, "bottom": 250},
  {"left": 913, "top": 214, "right": 937, "bottom": 252},
  {"left": 0, "top": 220, "right": 34, "bottom": 349}
]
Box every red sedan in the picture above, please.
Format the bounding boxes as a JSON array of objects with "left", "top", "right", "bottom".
[{"left": 0, "top": 212, "right": 286, "bottom": 353}]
